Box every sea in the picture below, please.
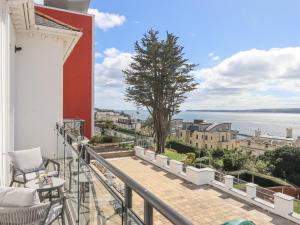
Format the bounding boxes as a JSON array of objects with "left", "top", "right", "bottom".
[{"left": 123, "top": 110, "right": 300, "bottom": 138}]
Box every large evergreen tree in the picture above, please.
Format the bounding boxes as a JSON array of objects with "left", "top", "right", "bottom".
[{"left": 124, "top": 30, "right": 197, "bottom": 153}]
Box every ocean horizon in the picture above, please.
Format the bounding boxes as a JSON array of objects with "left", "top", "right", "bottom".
[{"left": 122, "top": 110, "right": 300, "bottom": 138}]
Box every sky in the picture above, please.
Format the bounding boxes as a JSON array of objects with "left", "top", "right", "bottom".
[{"left": 89, "top": 0, "right": 300, "bottom": 110}]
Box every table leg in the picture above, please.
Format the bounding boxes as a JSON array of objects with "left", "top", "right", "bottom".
[
  {"left": 38, "top": 191, "right": 43, "bottom": 202},
  {"left": 59, "top": 186, "right": 66, "bottom": 225}
]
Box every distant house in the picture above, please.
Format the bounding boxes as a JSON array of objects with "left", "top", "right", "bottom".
[
  {"left": 175, "top": 120, "right": 239, "bottom": 150},
  {"left": 240, "top": 128, "right": 300, "bottom": 156}
]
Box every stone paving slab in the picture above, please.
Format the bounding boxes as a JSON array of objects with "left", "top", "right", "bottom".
[{"left": 109, "top": 156, "right": 297, "bottom": 225}]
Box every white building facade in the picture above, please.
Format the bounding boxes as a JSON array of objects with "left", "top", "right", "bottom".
[{"left": 0, "top": 0, "right": 81, "bottom": 185}]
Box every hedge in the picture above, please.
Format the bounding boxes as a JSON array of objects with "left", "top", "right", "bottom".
[
  {"left": 165, "top": 140, "right": 197, "bottom": 154},
  {"left": 229, "top": 170, "right": 292, "bottom": 188}
]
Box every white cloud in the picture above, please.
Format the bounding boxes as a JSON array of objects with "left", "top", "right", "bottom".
[
  {"left": 93, "top": 47, "right": 300, "bottom": 110},
  {"left": 208, "top": 52, "right": 220, "bottom": 61},
  {"left": 190, "top": 47, "right": 300, "bottom": 109},
  {"left": 94, "top": 48, "right": 133, "bottom": 109},
  {"left": 34, "top": 0, "right": 44, "bottom": 5},
  {"left": 88, "top": 8, "right": 126, "bottom": 31},
  {"left": 95, "top": 52, "right": 103, "bottom": 59},
  {"left": 212, "top": 56, "right": 220, "bottom": 61}
]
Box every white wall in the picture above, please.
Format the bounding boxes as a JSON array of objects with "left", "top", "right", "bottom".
[
  {"left": 14, "top": 33, "right": 64, "bottom": 159},
  {"left": 0, "top": 0, "right": 16, "bottom": 186}
]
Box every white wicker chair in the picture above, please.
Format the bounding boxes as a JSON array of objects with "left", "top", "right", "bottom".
[
  {"left": 8, "top": 147, "right": 60, "bottom": 186},
  {"left": 0, "top": 202, "right": 50, "bottom": 225},
  {"left": 0, "top": 187, "right": 65, "bottom": 225}
]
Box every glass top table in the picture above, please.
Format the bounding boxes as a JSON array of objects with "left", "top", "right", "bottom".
[
  {"left": 25, "top": 177, "right": 65, "bottom": 201},
  {"left": 25, "top": 177, "right": 65, "bottom": 191}
]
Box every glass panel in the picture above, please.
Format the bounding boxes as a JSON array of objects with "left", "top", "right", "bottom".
[
  {"left": 131, "top": 190, "right": 144, "bottom": 221},
  {"left": 127, "top": 209, "right": 144, "bottom": 225},
  {"left": 294, "top": 199, "right": 300, "bottom": 214},
  {"left": 64, "top": 142, "right": 80, "bottom": 223},
  {"left": 78, "top": 158, "right": 123, "bottom": 225},
  {"left": 153, "top": 208, "right": 172, "bottom": 225},
  {"left": 233, "top": 177, "right": 247, "bottom": 192},
  {"left": 256, "top": 187, "right": 275, "bottom": 204},
  {"left": 215, "top": 171, "right": 225, "bottom": 183}
]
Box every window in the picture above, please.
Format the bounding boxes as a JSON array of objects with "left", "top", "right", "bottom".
[
  {"left": 265, "top": 144, "right": 269, "bottom": 148},
  {"left": 196, "top": 134, "right": 198, "bottom": 139},
  {"left": 202, "top": 135, "right": 203, "bottom": 139},
  {"left": 190, "top": 140, "right": 192, "bottom": 144},
  {"left": 190, "top": 132, "right": 192, "bottom": 137},
  {"left": 210, "top": 145, "right": 213, "bottom": 149},
  {"left": 180, "top": 132, "right": 182, "bottom": 137},
  {"left": 226, "top": 145, "right": 228, "bottom": 150},
  {"left": 205, "top": 135, "right": 208, "bottom": 140},
  {"left": 196, "top": 143, "right": 198, "bottom": 147},
  {"left": 205, "top": 144, "right": 207, "bottom": 149},
  {"left": 211, "top": 136, "right": 212, "bottom": 140},
  {"left": 222, "top": 136, "right": 225, "bottom": 142},
  {"left": 247, "top": 141, "right": 251, "bottom": 146}
]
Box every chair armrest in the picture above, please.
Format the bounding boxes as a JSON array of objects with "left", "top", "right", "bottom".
[
  {"left": 43, "top": 157, "right": 61, "bottom": 176},
  {"left": 10, "top": 165, "right": 27, "bottom": 185},
  {"left": 13, "top": 166, "right": 26, "bottom": 175}
]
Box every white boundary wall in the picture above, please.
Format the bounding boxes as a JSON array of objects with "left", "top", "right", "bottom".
[{"left": 134, "top": 146, "right": 300, "bottom": 224}]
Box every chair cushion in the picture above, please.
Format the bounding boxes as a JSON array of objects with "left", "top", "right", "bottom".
[
  {"left": 8, "top": 147, "right": 43, "bottom": 172},
  {"left": 45, "top": 203, "right": 63, "bottom": 225},
  {"left": 0, "top": 187, "right": 40, "bottom": 207},
  {"left": 15, "top": 170, "right": 59, "bottom": 182}
]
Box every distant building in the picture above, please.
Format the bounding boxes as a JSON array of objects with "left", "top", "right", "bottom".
[
  {"left": 169, "top": 119, "right": 183, "bottom": 134},
  {"left": 95, "top": 111, "right": 128, "bottom": 123},
  {"left": 116, "top": 118, "right": 134, "bottom": 130},
  {"left": 95, "top": 110, "right": 143, "bottom": 131},
  {"left": 240, "top": 128, "right": 300, "bottom": 156},
  {"left": 175, "top": 120, "right": 239, "bottom": 150}
]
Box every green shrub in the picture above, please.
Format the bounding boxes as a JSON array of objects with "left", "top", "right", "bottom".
[
  {"left": 101, "top": 136, "right": 115, "bottom": 143},
  {"left": 165, "top": 140, "right": 197, "bottom": 154},
  {"left": 184, "top": 153, "right": 196, "bottom": 166},
  {"left": 211, "top": 148, "right": 225, "bottom": 158},
  {"left": 261, "top": 146, "right": 300, "bottom": 186},
  {"left": 212, "top": 159, "right": 224, "bottom": 170},
  {"left": 88, "top": 135, "right": 102, "bottom": 145},
  {"left": 119, "top": 143, "right": 134, "bottom": 150},
  {"left": 222, "top": 151, "right": 247, "bottom": 171},
  {"left": 88, "top": 135, "right": 119, "bottom": 145},
  {"left": 229, "top": 170, "right": 291, "bottom": 187},
  {"left": 114, "top": 126, "right": 146, "bottom": 136}
]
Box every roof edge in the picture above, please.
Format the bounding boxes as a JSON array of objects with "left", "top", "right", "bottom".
[
  {"left": 35, "top": 4, "right": 93, "bottom": 17},
  {"left": 35, "top": 11, "right": 81, "bottom": 32}
]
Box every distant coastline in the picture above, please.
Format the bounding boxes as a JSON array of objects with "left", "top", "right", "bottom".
[{"left": 186, "top": 108, "right": 300, "bottom": 114}]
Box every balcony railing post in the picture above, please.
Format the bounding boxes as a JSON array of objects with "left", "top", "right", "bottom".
[
  {"left": 124, "top": 185, "right": 132, "bottom": 225},
  {"left": 144, "top": 200, "right": 153, "bottom": 225},
  {"left": 85, "top": 145, "right": 90, "bottom": 164}
]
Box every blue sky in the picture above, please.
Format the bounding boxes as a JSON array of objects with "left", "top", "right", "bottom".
[{"left": 89, "top": 0, "right": 300, "bottom": 110}]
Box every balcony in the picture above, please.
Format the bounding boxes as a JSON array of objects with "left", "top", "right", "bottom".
[
  {"left": 2, "top": 120, "right": 300, "bottom": 225},
  {"left": 53, "top": 122, "right": 193, "bottom": 225}
]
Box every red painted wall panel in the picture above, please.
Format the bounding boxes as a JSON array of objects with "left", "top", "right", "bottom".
[{"left": 35, "top": 6, "right": 93, "bottom": 138}]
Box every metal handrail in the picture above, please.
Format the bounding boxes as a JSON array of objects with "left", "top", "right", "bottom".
[
  {"left": 85, "top": 146, "right": 193, "bottom": 225},
  {"left": 57, "top": 123, "right": 193, "bottom": 225}
]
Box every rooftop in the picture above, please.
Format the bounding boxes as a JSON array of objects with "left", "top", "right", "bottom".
[
  {"left": 35, "top": 12, "right": 80, "bottom": 31},
  {"left": 109, "top": 156, "right": 295, "bottom": 225}
]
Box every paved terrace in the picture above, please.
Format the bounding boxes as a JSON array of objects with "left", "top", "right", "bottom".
[{"left": 109, "top": 156, "right": 296, "bottom": 225}]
